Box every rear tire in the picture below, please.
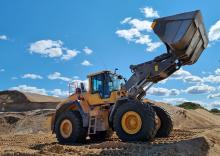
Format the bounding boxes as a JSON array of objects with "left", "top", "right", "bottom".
[
  {"left": 113, "top": 100, "right": 156, "bottom": 141},
  {"left": 55, "top": 110, "right": 87, "bottom": 144},
  {"left": 152, "top": 105, "right": 173, "bottom": 137}
]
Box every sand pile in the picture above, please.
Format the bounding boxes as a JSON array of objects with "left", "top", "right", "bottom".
[
  {"left": 0, "top": 90, "right": 61, "bottom": 112},
  {"left": 0, "top": 109, "right": 55, "bottom": 135},
  {"left": 145, "top": 99, "right": 220, "bottom": 130}
]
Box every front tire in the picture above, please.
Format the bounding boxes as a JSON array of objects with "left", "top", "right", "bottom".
[
  {"left": 152, "top": 105, "right": 173, "bottom": 137},
  {"left": 113, "top": 100, "right": 156, "bottom": 141},
  {"left": 54, "top": 111, "right": 87, "bottom": 144}
]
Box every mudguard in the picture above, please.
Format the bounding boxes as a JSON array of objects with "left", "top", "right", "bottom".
[
  {"left": 108, "top": 97, "right": 128, "bottom": 128},
  {"left": 51, "top": 100, "right": 89, "bottom": 133}
]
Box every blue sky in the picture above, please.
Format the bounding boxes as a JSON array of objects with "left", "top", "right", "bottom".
[{"left": 0, "top": 0, "right": 220, "bottom": 109}]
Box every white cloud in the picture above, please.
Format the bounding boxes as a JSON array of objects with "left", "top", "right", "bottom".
[
  {"left": 163, "top": 98, "right": 187, "bottom": 105},
  {"left": 184, "top": 84, "right": 215, "bottom": 94},
  {"left": 22, "top": 73, "right": 43, "bottom": 80},
  {"left": 208, "top": 20, "right": 220, "bottom": 42},
  {"left": 29, "top": 40, "right": 63, "bottom": 57},
  {"left": 81, "top": 60, "right": 93, "bottom": 66},
  {"left": 0, "top": 69, "right": 5, "bottom": 72},
  {"left": 171, "top": 68, "right": 192, "bottom": 80},
  {"left": 116, "top": 7, "right": 161, "bottom": 52},
  {"left": 148, "top": 87, "right": 169, "bottom": 96},
  {"left": 29, "top": 40, "right": 78, "bottom": 61},
  {"left": 116, "top": 27, "right": 161, "bottom": 52},
  {"left": 135, "top": 35, "right": 162, "bottom": 52},
  {"left": 148, "top": 87, "right": 180, "bottom": 96},
  {"left": 116, "top": 28, "right": 141, "bottom": 41},
  {"left": 215, "top": 68, "right": 220, "bottom": 75},
  {"left": 0, "top": 35, "right": 7, "bottom": 40},
  {"left": 135, "top": 35, "right": 151, "bottom": 44},
  {"left": 48, "top": 72, "right": 71, "bottom": 82},
  {"left": 120, "top": 17, "right": 132, "bottom": 24},
  {"left": 168, "top": 68, "right": 204, "bottom": 84},
  {"left": 146, "top": 42, "right": 162, "bottom": 52},
  {"left": 10, "top": 85, "right": 47, "bottom": 95},
  {"left": 164, "top": 68, "right": 216, "bottom": 84},
  {"left": 183, "top": 75, "right": 203, "bottom": 84},
  {"left": 201, "top": 68, "right": 220, "bottom": 83},
  {"left": 207, "top": 93, "right": 220, "bottom": 99},
  {"left": 61, "top": 49, "right": 78, "bottom": 60},
  {"left": 128, "top": 19, "right": 152, "bottom": 32},
  {"left": 203, "top": 75, "right": 220, "bottom": 83},
  {"left": 210, "top": 101, "right": 220, "bottom": 109},
  {"left": 83, "top": 46, "right": 93, "bottom": 55},
  {"left": 46, "top": 48, "right": 62, "bottom": 57},
  {"left": 163, "top": 98, "right": 205, "bottom": 107},
  {"left": 50, "top": 89, "right": 69, "bottom": 97},
  {"left": 163, "top": 68, "right": 220, "bottom": 85},
  {"left": 10, "top": 85, "right": 69, "bottom": 98},
  {"left": 141, "top": 7, "right": 159, "bottom": 18}
]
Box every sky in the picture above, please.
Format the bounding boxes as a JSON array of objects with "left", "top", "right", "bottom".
[{"left": 0, "top": 0, "right": 220, "bottom": 109}]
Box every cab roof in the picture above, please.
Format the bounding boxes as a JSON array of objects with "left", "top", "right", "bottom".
[{"left": 87, "top": 70, "right": 113, "bottom": 78}]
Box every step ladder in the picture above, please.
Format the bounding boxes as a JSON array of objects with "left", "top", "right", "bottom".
[{"left": 88, "top": 116, "right": 97, "bottom": 135}]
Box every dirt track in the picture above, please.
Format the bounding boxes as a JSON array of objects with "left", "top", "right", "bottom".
[{"left": 0, "top": 128, "right": 216, "bottom": 156}]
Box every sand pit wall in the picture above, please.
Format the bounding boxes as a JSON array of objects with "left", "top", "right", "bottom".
[
  {"left": 0, "top": 109, "right": 55, "bottom": 135},
  {"left": 0, "top": 90, "right": 60, "bottom": 112}
]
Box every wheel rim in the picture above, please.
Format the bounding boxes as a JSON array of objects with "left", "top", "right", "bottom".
[
  {"left": 155, "top": 114, "right": 161, "bottom": 131},
  {"left": 121, "top": 111, "right": 142, "bottom": 134},
  {"left": 60, "top": 119, "right": 73, "bottom": 138}
]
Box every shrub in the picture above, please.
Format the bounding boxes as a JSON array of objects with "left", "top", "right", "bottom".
[
  {"left": 209, "top": 108, "right": 220, "bottom": 113},
  {"left": 177, "top": 102, "right": 204, "bottom": 110}
]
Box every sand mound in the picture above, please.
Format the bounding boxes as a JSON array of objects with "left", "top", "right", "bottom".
[
  {"left": 0, "top": 90, "right": 61, "bottom": 112},
  {"left": 144, "top": 99, "right": 220, "bottom": 130},
  {"left": 0, "top": 109, "right": 55, "bottom": 135}
]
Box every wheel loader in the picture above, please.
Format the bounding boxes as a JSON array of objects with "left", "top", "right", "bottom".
[{"left": 51, "top": 10, "right": 208, "bottom": 143}]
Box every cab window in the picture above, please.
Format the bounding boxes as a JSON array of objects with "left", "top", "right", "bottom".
[
  {"left": 91, "top": 74, "right": 104, "bottom": 95},
  {"left": 108, "top": 74, "right": 124, "bottom": 92},
  {"left": 91, "top": 73, "right": 111, "bottom": 99},
  {"left": 91, "top": 73, "right": 124, "bottom": 99}
]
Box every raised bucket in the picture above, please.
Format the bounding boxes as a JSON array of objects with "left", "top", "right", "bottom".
[{"left": 152, "top": 10, "right": 208, "bottom": 65}]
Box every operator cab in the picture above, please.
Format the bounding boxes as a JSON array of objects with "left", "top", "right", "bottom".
[{"left": 88, "top": 70, "right": 125, "bottom": 99}]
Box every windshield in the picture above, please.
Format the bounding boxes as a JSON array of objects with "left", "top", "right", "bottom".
[{"left": 108, "top": 74, "right": 125, "bottom": 91}]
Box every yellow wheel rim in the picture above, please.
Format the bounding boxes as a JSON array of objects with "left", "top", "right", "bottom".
[
  {"left": 155, "top": 114, "right": 161, "bottom": 131},
  {"left": 121, "top": 111, "right": 142, "bottom": 134},
  {"left": 60, "top": 119, "right": 73, "bottom": 138}
]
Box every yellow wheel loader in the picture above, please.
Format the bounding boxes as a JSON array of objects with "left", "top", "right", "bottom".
[{"left": 51, "top": 10, "right": 208, "bottom": 143}]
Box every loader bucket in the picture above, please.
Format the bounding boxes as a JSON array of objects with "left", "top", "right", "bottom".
[{"left": 152, "top": 10, "right": 208, "bottom": 65}]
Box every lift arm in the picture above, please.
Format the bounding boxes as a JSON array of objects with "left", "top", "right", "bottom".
[{"left": 124, "top": 52, "right": 181, "bottom": 99}]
